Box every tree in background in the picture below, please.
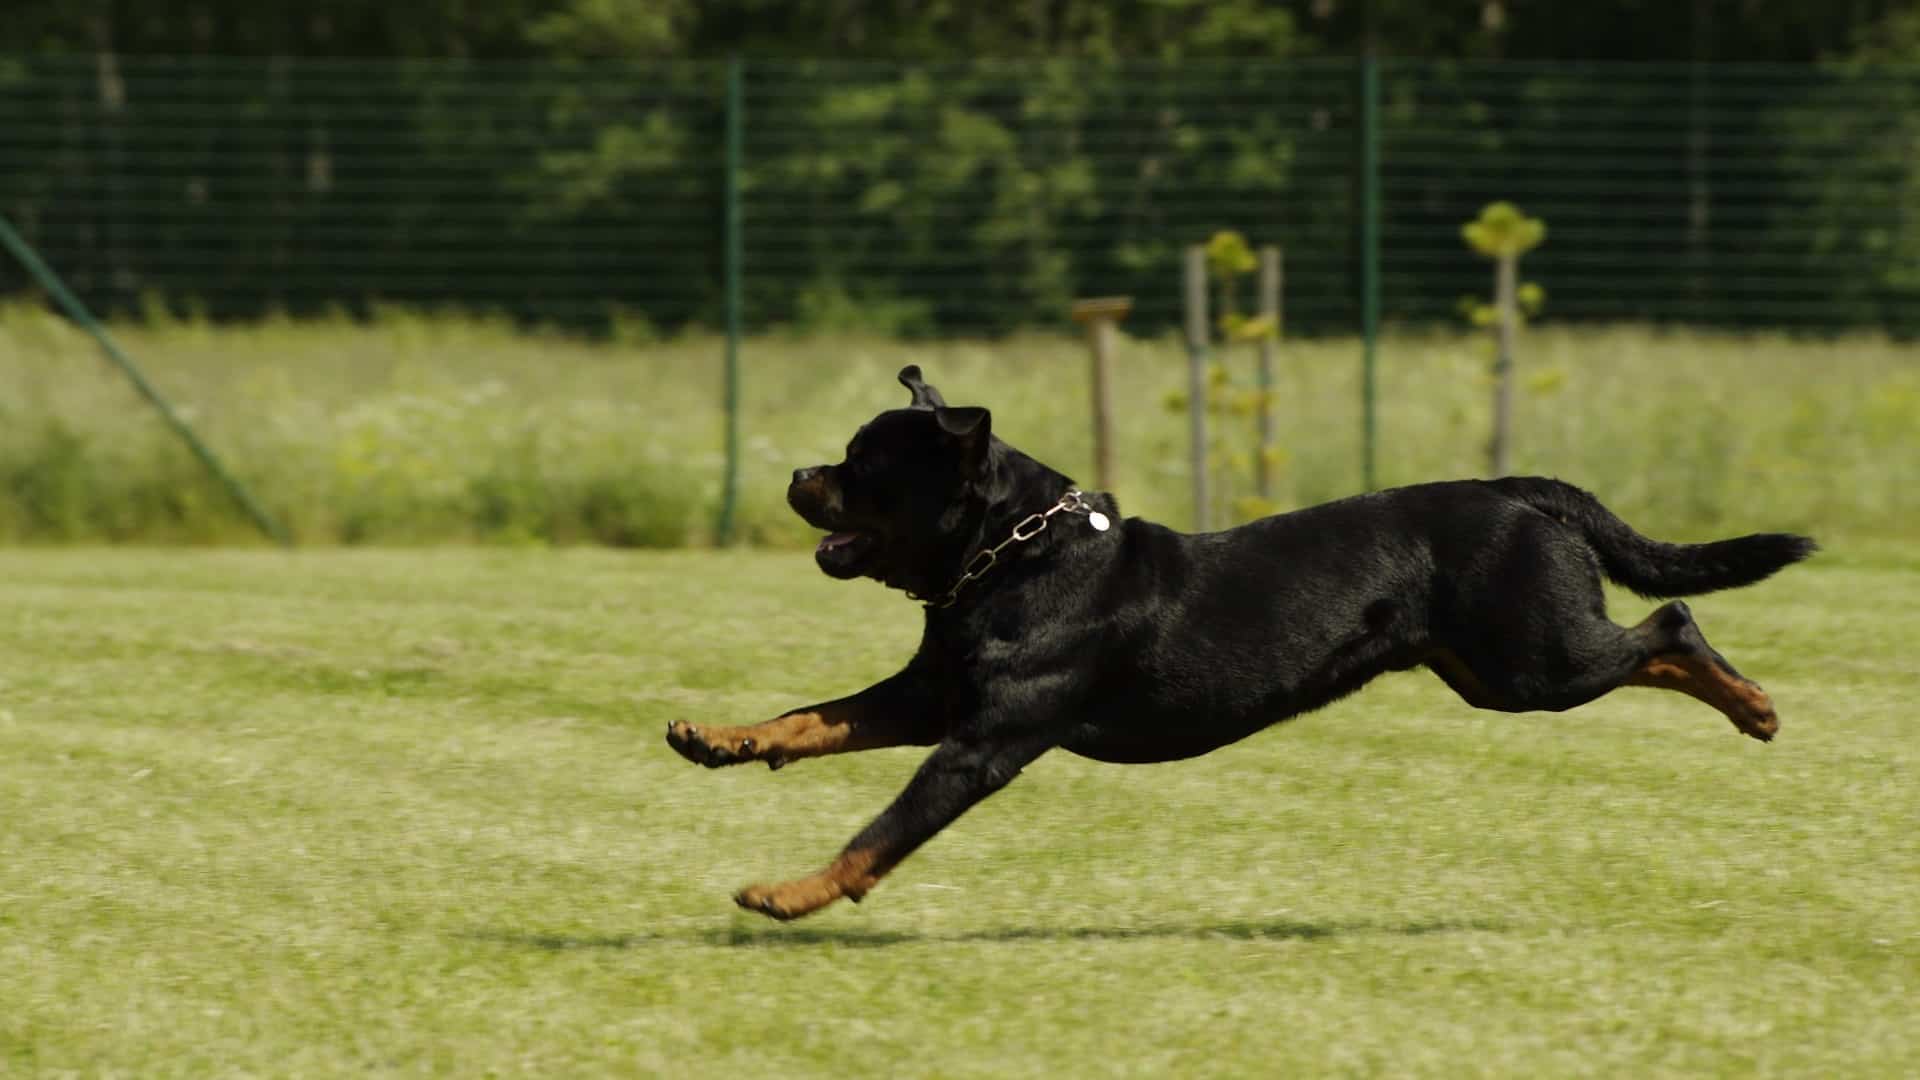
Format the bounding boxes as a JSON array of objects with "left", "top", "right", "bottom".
[
  {"left": 7, "top": 1, "right": 1915, "bottom": 63},
  {"left": 1773, "top": 6, "right": 1920, "bottom": 334},
  {"left": 4, "top": 0, "right": 1918, "bottom": 335},
  {"left": 1460, "top": 202, "right": 1546, "bottom": 477}
]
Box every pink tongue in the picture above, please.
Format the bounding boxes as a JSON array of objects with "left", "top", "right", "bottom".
[{"left": 817, "top": 531, "right": 860, "bottom": 553}]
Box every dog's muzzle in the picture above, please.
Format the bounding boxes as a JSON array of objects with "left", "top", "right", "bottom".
[
  {"left": 789, "top": 466, "right": 877, "bottom": 578},
  {"left": 787, "top": 466, "right": 837, "bottom": 525}
]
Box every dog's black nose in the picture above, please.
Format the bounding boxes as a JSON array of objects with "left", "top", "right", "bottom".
[{"left": 792, "top": 466, "right": 820, "bottom": 485}]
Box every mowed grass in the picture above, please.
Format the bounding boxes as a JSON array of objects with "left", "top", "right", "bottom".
[{"left": 1, "top": 545, "right": 1916, "bottom": 1076}]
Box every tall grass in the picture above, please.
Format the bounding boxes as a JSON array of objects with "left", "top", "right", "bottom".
[{"left": 1, "top": 300, "right": 1915, "bottom": 545}]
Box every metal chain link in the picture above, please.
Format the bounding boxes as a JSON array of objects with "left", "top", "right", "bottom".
[{"left": 912, "top": 490, "right": 1100, "bottom": 609}]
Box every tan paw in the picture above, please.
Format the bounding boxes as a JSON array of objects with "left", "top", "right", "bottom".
[
  {"left": 664, "top": 721, "right": 757, "bottom": 767},
  {"left": 733, "top": 876, "right": 844, "bottom": 921},
  {"left": 1726, "top": 683, "right": 1779, "bottom": 742}
]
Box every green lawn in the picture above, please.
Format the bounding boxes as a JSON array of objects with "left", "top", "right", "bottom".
[{"left": 1, "top": 546, "right": 1915, "bottom": 1076}]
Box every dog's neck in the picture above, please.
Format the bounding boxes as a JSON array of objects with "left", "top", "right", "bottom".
[
  {"left": 891, "top": 440, "right": 1085, "bottom": 604},
  {"left": 980, "top": 442, "right": 1078, "bottom": 528}
]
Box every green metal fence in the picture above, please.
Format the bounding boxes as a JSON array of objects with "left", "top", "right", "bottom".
[
  {"left": 1378, "top": 60, "right": 1917, "bottom": 329},
  {"left": 5, "top": 54, "right": 1916, "bottom": 337}
]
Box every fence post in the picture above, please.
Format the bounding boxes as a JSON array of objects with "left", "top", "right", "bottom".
[
  {"left": 1069, "top": 297, "right": 1131, "bottom": 493},
  {"left": 0, "top": 215, "right": 290, "bottom": 545},
  {"left": 1183, "top": 246, "right": 1211, "bottom": 532},
  {"left": 716, "top": 57, "right": 744, "bottom": 545},
  {"left": 1256, "top": 245, "right": 1282, "bottom": 501},
  {"left": 1358, "top": 52, "right": 1381, "bottom": 492}
]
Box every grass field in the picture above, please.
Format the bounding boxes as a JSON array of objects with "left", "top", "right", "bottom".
[
  {"left": 4, "top": 305, "right": 1918, "bottom": 544},
  {"left": 2, "top": 545, "right": 1915, "bottom": 1076}
]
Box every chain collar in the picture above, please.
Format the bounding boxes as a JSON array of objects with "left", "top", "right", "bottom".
[{"left": 909, "top": 490, "right": 1109, "bottom": 609}]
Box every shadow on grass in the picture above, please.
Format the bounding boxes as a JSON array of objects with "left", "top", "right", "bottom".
[{"left": 469, "top": 917, "right": 1503, "bottom": 952}]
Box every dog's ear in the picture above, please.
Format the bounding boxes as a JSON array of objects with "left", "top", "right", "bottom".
[
  {"left": 935, "top": 405, "right": 989, "bottom": 439},
  {"left": 934, "top": 406, "right": 990, "bottom": 465},
  {"left": 898, "top": 365, "right": 948, "bottom": 409}
]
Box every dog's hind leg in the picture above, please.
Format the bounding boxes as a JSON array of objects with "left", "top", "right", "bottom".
[
  {"left": 734, "top": 733, "right": 1053, "bottom": 921},
  {"left": 1622, "top": 600, "right": 1779, "bottom": 741},
  {"left": 1427, "top": 516, "right": 1666, "bottom": 715},
  {"left": 666, "top": 669, "right": 944, "bottom": 770},
  {"left": 1432, "top": 597, "right": 1778, "bottom": 742}
]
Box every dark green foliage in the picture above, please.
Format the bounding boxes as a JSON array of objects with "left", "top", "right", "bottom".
[
  {"left": 2, "top": 6, "right": 1918, "bottom": 337},
  {"left": 3, "top": 1, "right": 1903, "bottom": 64}
]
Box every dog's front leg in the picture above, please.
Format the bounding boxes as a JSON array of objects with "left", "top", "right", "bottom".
[
  {"left": 734, "top": 731, "right": 1055, "bottom": 921},
  {"left": 665, "top": 666, "right": 942, "bottom": 770}
]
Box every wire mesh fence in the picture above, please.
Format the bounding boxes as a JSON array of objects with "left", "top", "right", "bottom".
[
  {"left": 1378, "top": 60, "right": 1918, "bottom": 329},
  {"left": 0, "top": 55, "right": 726, "bottom": 325},
  {"left": 737, "top": 59, "right": 1361, "bottom": 335},
  {"left": 5, "top": 54, "right": 1917, "bottom": 337}
]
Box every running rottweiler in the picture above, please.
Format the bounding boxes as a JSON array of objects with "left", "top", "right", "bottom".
[{"left": 667, "top": 366, "right": 1815, "bottom": 921}]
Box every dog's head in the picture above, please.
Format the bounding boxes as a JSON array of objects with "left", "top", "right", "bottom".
[{"left": 788, "top": 366, "right": 993, "bottom": 586}]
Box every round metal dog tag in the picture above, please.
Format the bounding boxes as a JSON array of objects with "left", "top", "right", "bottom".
[{"left": 1088, "top": 511, "right": 1111, "bottom": 531}]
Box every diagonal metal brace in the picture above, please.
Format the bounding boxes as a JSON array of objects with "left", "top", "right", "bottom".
[{"left": 0, "top": 214, "right": 289, "bottom": 546}]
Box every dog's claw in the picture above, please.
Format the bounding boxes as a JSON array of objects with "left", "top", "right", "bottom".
[
  {"left": 667, "top": 720, "right": 736, "bottom": 767},
  {"left": 767, "top": 757, "right": 785, "bottom": 771},
  {"left": 665, "top": 721, "right": 774, "bottom": 768}
]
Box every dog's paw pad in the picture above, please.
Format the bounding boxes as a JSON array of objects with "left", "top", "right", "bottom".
[
  {"left": 1733, "top": 707, "right": 1778, "bottom": 742},
  {"left": 735, "top": 880, "right": 837, "bottom": 921},
  {"left": 1726, "top": 684, "right": 1779, "bottom": 742},
  {"left": 666, "top": 721, "right": 735, "bottom": 766},
  {"left": 733, "top": 888, "right": 779, "bottom": 918}
]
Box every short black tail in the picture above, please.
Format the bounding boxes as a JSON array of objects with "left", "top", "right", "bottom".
[{"left": 1490, "top": 477, "right": 1818, "bottom": 599}]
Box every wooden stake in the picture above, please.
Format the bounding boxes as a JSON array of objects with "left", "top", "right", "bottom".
[
  {"left": 1184, "top": 246, "right": 1211, "bottom": 531},
  {"left": 1070, "top": 296, "right": 1132, "bottom": 493}
]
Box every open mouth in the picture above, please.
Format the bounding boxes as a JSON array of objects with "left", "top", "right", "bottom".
[
  {"left": 814, "top": 530, "right": 878, "bottom": 577},
  {"left": 816, "top": 531, "right": 863, "bottom": 554}
]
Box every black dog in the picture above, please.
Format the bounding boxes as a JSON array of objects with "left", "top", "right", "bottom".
[{"left": 668, "top": 366, "right": 1815, "bottom": 920}]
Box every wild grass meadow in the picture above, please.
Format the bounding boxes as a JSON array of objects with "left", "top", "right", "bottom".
[{"left": 2, "top": 302, "right": 1916, "bottom": 547}]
